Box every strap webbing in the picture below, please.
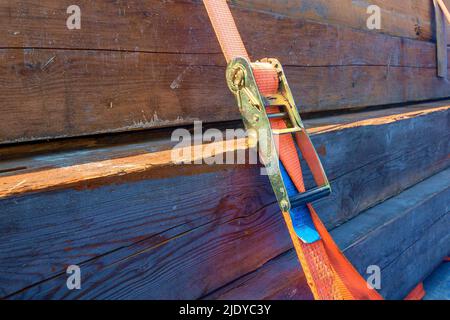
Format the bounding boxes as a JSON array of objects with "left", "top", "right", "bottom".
[
  {"left": 202, "top": 0, "right": 382, "bottom": 300},
  {"left": 271, "top": 117, "right": 382, "bottom": 300},
  {"left": 202, "top": 0, "right": 248, "bottom": 62},
  {"left": 404, "top": 283, "right": 426, "bottom": 300}
]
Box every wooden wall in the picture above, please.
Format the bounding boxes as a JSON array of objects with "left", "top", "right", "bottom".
[{"left": 0, "top": 0, "right": 449, "bottom": 300}]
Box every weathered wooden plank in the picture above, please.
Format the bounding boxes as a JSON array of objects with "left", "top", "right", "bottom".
[
  {"left": 423, "top": 263, "right": 450, "bottom": 300},
  {"left": 5, "top": 201, "right": 289, "bottom": 299},
  {"left": 378, "top": 215, "right": 449, "bottom": 299},
  {"left": 311, "top": 104, "right": 450, "bottom": 226},
  {"left": 9, "top": 167, "right": 450, "bottom": 300},
  {"left": 0, "top": 165, "right": 277, "bottom": 298},
  {"left": 434, "top": 0, "right": 448, "bottom": 78},
  {"left": 2, "top": 1, "right": 441, "bottom": 68},
  {"left": 1, "top": 103, "right": 448, "bottom": 206},
  {"left": 0, "top": 104, "right": 448, "bottom": 298},
  {"left": 1, "top": 0, "right": 448, "bottom": 50},
  {"left": 0, "top": 0, "right": 217, "bottom": 53},
  {"left": 1, "top": 1, "right": 450, "bottom": 143},
  {"left": 0, "top": 102, "right": 447, "bottom": 163},
  {"left": 207, "top": 169, "right": 450, "bottom": 300},
  {"left": 233, "top": 0, "right": 450, "bottom": 43},
  {"left": 202, "top": 250, "right": 314, "bottom": 300},
  {"left": 332, "top": 170, "right": 450, "bottom": 299},
  {"left": 1, "top": 47, "right": 449, "bottom": 144}
]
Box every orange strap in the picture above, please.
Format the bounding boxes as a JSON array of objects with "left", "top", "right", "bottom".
[
  {"left": 270, "top": 117, "right": 382, "bottom": 300},
  {"left": 202, "top": 0, "right": 279, "bottom": 95},
  {"left": 404, "top": 283, "right": 426, "bottom": 300},
  {"left": 202, "top": 0, "right": 249, "bottom": 62},
  {"left": 202, "top": 0, "right": 420, "bottom": 300}
]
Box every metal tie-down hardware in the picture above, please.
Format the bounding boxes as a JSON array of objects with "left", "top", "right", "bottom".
[{"left": 226, "top": 57, "right": 331, "bottom": 213}]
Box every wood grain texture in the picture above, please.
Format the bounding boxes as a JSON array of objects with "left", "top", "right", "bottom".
[
  {"left": 232, "top": 0, "right": 450, "bottom": 43},
  {"left": 434, "top": 0, "right": 448, "bottom": 78},
  {"left": 0, "top": 104, "right": 448, "bottom": 299},
  {"left": 0, "top": 165, "right": 278, "bottom": 298},
  {"left": 1, "top": 102, "right": 448, "bottom": 200},
  {"left": 332, "top": 169, "right": 450, "bottom": 300},
  {"left": 311, "top": 104, "right": 450, "bottom": 227},
  {"left": 1, "top": 49, "right": 449, "bottom": 144},
  {"left": 1, "top": 0, "right": 448, "bottom": 49},
  {"left": 207, "top": 169, "right": 450, "bottom": 300},
  {"left": 1, "top": 1, "right": 450, "bottom": 143},
  {"left": 203, "top": 250, "right": 315, "bottom": 300},
  {"left": 423, "top": 263, "right": 450, "bottom": 300}
]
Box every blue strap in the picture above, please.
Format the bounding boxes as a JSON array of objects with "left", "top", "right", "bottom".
[{"left": 280, "top": 163, "right": 321, "bottom": 244}]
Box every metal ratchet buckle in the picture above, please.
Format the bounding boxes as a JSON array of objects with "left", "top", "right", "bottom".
[{"left": 226, "top": 57, "right": 331, "bottom": 213}]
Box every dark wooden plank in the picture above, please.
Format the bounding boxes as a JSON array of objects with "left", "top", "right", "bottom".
[
  {"left": 202, "top": 250, "right": 314, "bottom": 300},
  {"left": 1, "top": 1, "right": 450, "bottom": 143},
  {"left": 1, "top": 0, "right": 448, "bottom": 49},
  {"left": 0, "top": 104, "right": 448, "bottom": 298},
  {"left": 332, "top": 169, "right": 450, "bottom": 299},
  {"left": 1, "top": 48, "right": 449, "bottom": 144},
  {"left": 0, "top": 164, "right": 279, "bottom": 298},
  {"left": 434, "top": 0, "right": 448, "bottom": 78},
  {"left": 1, "top": 103, "right": 448, "bottom": 218},
  {"left": 311, "top": 104, "right": 450, "bottom": 227},
  {"left": 4, "top": 200, "right": 289, "bottom": 299},
  {"left": 423, "top": 263, "right": 450, "bottom": 300},
  {"left": 207, "top": 168, "right": 450, "bottom": 300},
  {"left": 378, "top": 215, "right": 449, "bottom": 299},
  {"left": 0, "top": 0, "right": 442, "bottom": 69},
  {"left": 233, "top": 0, "right": 450, "bottom": 43}
]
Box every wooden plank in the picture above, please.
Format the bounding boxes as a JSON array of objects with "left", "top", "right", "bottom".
[
  {"left": 233, "top": 0, "right": 450, "bottom": 43},
  {"left": 434, "top": 0, "right": 448, "bottom": 78},
  {"left": 0, "top": 103, "right": 448, "bottom": 298},
  {"left": 1, "top": 0, "right": 448, "bottom": 49},
  {"left": 1, "top": 1, "right": 450, "bottom": 143},
  {"left": 378, "top": 215, "right": 449, "bottom": 299},
  {"left": 0, "top": 0, "right": 443, "bottom": 68},
  {"left": 202, "top": 250, "right": 314, "bottom": 300},
  {"left": 1, "top": 102, "right": 448, "bottom": 205},
  {"left": 423, "top": 263, "right": 450, "bottom": 300},
  {"left": 1, "top": 48, "right": 450, "bottom": 144},
  {"left": 0, "top": 102, "right": 447, "bottom": 162},
  {"left": 332, "top": 170, "right": 450, "bottom": 300},
  {"left": 0, "top": 165, "right": 277, "bottom": 298},
  {"left": 311, "top": 104, "right": 450, "bottom": 227},
  {"left": 207, "top": 169, "right": 450, "bottom": 300}
]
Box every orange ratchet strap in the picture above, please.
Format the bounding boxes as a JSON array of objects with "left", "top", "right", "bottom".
[{"left": 202, "top": 0, "right": 382, "bottom": 300}]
